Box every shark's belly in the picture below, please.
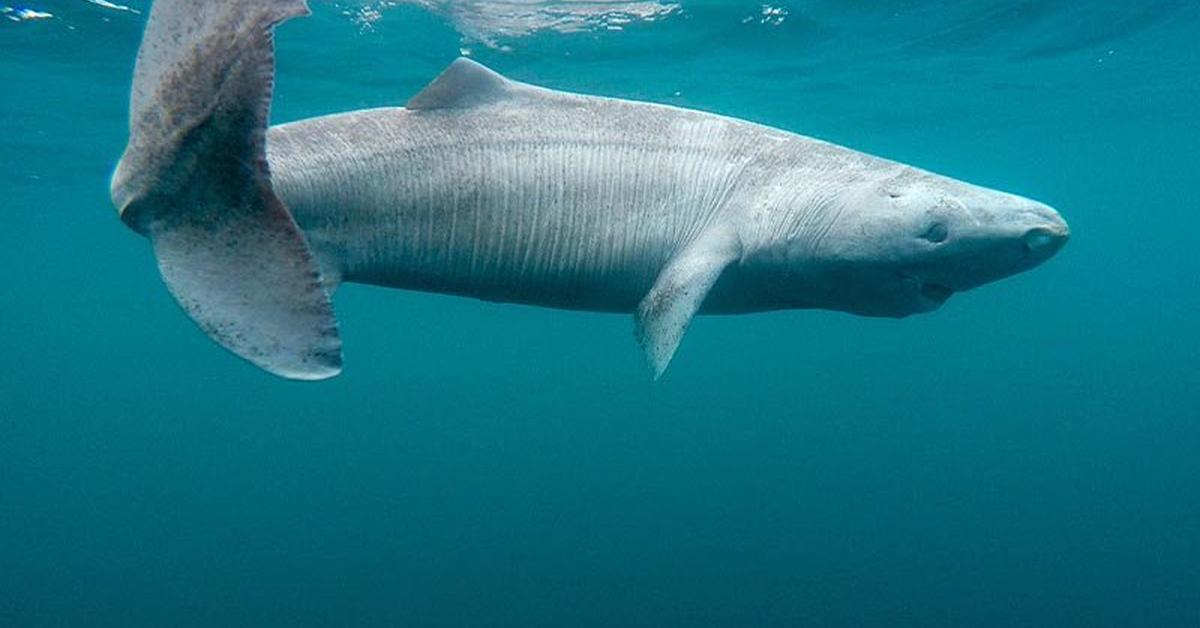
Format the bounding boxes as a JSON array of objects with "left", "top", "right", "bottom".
[{"left": 268, "top": 107, "right": 762, "bottom": 312}]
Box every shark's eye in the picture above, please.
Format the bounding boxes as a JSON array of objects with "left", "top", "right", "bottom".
[{"left": 920, "top": 221, "right": 948, "bottom": 244}]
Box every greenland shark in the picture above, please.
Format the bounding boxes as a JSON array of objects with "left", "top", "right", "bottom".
[{"left": 110, "top": 0, "right": 1068, "bottom": 380}]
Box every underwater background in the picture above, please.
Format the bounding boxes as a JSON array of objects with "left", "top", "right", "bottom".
[{"left": 2, "top": 1, "right": 1198, "bottom": 626}]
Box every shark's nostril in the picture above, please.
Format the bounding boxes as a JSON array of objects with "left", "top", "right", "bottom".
[{"left": 1022, "top": 227, "right": 1068, "bottom": 256}]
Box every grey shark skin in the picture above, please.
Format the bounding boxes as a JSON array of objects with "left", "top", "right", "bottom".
[{"left": 111, "top": 0, "right": 1068, "bottom": 380}]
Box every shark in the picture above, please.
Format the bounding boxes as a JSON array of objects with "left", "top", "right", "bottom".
[{"left": 111, "top": 0, "right": 1068, "bottom": 380}]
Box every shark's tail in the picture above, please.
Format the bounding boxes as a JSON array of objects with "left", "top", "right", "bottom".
[{"left": 110, "top": 0, "right": 341, "bottom": 380}]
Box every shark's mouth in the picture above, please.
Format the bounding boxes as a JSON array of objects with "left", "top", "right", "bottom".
[
  {"left": 896, "top": 271, "right": 955, "bottom": 306},
  {"left": 920, "top": 281, "right": 955, "bottom": 303}
]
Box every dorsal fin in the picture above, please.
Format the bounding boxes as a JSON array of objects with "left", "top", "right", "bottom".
[{"left": 407, "top": 57, "right": 523, "bottom": 110}]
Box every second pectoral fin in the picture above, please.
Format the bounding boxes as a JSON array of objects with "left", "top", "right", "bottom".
[{"left": 635, "top": 228, "right": 741, "bottom": 379}]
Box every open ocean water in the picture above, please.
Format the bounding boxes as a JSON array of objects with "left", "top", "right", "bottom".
[{"left": 1, "top": 1, "right": 1198, "bottom": 626}]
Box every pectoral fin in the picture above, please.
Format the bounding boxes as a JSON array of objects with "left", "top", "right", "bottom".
[{"left": 635, "top": 229, "right": 740, "bottom": 379}]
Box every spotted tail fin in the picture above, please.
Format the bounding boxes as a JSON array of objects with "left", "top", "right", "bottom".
[{"left": 110, "top": 0, "right": 341, "bottom": 380}]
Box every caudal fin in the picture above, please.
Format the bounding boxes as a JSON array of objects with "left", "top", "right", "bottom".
[{"left": 110, "top": 0, "right": 341, "bottom": 380}]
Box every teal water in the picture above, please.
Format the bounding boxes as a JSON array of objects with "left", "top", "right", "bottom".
[{"left": 2, "top": 1, "right": 1198, "bottom": 626}]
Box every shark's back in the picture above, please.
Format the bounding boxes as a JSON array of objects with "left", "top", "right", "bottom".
[{"left": 266, "top": 60, "right": 786, "bottom": 311}]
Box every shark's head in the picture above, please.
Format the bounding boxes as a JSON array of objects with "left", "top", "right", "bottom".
[{"left": 792, "top": 167, "right": 1069, "bottom": 317}]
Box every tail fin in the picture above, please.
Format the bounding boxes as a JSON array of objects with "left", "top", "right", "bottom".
[{"left": 110, "top": 0, "right": 342, "bottom": 380}]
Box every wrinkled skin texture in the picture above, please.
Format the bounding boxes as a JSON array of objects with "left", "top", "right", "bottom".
[{"left": 268, "top": 66, "right": 1068, "bottom": 320}]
